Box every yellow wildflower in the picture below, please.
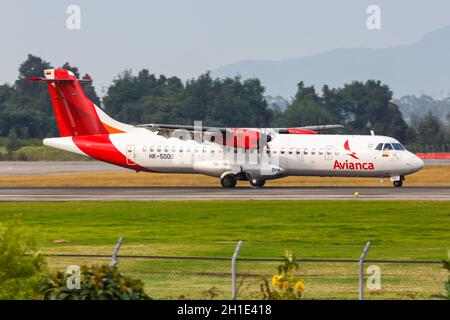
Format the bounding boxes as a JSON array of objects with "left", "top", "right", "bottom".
[
  {"left": 294, "top": 281, "right": 305, "bottom": 292},
  {"left": 271, "top": 274, "right": 283, "bottom": 287},
  {"left": 283, "top": 281, "right": 290, "bottom": 289}
]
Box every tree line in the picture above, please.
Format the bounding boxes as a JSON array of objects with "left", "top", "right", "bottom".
[{"left": 0, "top": 54, "right": 449, "bottom": 151}]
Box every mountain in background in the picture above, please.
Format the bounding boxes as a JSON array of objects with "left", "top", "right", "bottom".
[
  {"left": 212, "top": 26, "right": 450, "bottom": 100},
  {"left": 395, "top": 95, "right": 450, "bottom": 125}
]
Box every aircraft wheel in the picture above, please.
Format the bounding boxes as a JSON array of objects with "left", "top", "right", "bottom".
[
  {"left": 249, "top": 179, "right": 266, "bottom": 188},
  {"left": 221, "top": 174, "right": 237, "bottom": 188},
  {"left": 393, "top": 180, "right": 403, "bottom": 188}
]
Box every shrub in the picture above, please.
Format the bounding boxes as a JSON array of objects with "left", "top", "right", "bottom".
[
  {"left": 37, "top": 264, "right": 152, "bottom": 300},
  {"left": 0, "top": 221, "right": 48, "bottom": 300},
  {"left": 260, "top": 251, "right": 305, "bottom": 300}
]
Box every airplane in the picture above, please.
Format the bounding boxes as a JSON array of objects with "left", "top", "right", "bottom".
[{"left": 28, "top": 69, "right": 424, "bottom": 188}]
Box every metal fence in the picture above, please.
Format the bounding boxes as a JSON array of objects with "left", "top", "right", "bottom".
[{"left": 43, "top": 240, "right": 448, "bottom": 300}]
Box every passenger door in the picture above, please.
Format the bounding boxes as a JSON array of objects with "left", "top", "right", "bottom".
[
  {"left": 126, "top": 144, "right": 136, "bottom": 165},
  {"left": 325, "top": 145, "right": 334, "bottom": 161}
]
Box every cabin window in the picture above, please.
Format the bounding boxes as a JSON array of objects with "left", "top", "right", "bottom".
[
  {"left": 319, "top": 149, "right": 324, "bottom": 155},
  {"left": 164, "top": 146, "right": 169, "bottom": 152},
  {"left": 194, "top": 148, "right": 199, "bottom": 153},
  {"left": 143, "top": 145, "right": 147, "bottom": 152},
  {"left": 150, "top": 146, "right": 154, "bottom": 152},
  {"left": 157, "top": 146, "right": 162, "bottom": 152},
  {"left": 303, "top": 149, "right": 308, "bottom": 155},
  {"left": 383, "top": 143, "right": 393, "bottom": 151},
  {"left": 172, "top": 146, "right": 176, "bottom": 152},
  {"left": 311, "top": 148, "right": 316, "bottom": 155},
  {"left": 280, "top": 148, "right": 285, "bottom": 154},
  {"left": 179, "top": 147, "right": 184, "bottom": 152},
  {"left": 211, "top": 148, "right": 215, "bottom": 153},
  {"left": 203, "top": 147, "right": 207, "bottom": 153},
  {"left": 375, "top": 143, "right": 383, "bottom": 151},
  {"left": 187, "top": 147, "right": 191, "bottom": 153},
  {"left": 288, "top": 148, "right": 293, "bottom": 155},
  {"left": 296, "top": 149, "right": 301, "bottom": 155}
]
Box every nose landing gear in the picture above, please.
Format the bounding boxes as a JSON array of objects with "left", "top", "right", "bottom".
[
  {"left": 393, "top": 180, "right": 403, "bottom": 187},
  {"left": 391, "top": 175, "right": 405, "bottom": 187}
]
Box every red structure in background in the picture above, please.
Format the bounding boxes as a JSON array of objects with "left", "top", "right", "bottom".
[{"left": 416, "top": 153, "right": 450, "bottom": 159}]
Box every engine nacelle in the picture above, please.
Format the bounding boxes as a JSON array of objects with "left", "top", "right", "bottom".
[{"left": 222, "top": 128, "right": 270, "bottom": 149}]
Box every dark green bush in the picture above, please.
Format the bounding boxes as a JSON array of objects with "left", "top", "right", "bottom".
[
  {"left": 37, "top": 265, "right": 152, "bottom": 300},
  {"left": 0, "top": 221, "right": 48, "bottom": 300}
]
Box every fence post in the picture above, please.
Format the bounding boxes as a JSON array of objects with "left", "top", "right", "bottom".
[
  {"left": 231, "top": 240, "right": 243, "bottom": 300},
  {"left": 109, "top": 236, "right": 124, "bottom": 267},
  {"left": 359, "top": 241, "right": 371, "bottom": 300}
]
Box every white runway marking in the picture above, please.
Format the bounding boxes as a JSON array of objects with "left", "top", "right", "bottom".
[{"left": 0, "top": 187, "right": 449, "bottom": 201}]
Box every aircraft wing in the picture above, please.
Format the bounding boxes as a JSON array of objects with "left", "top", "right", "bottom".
[
  {"left": 137, "top": 123, "right": 228, "bottom": 133},
  {"left": 137, "top": 123, "right": 343, "bottom": 149},
  {"left": 283, "top": 125, "right": 343, "bottom": 131},
  {"left": 137, "top": 123, "right": 343, "bottom": 133}
]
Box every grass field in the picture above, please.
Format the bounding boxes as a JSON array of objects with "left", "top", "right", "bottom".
[
  {"left": 0, "top": 165, "right": 449, "bottom": 187},
  {"left": 0, "top": 201, "right": 448, "bottom": 259},
  {"left": 0, "top": 200, "right": 448, "bottom": 299}
]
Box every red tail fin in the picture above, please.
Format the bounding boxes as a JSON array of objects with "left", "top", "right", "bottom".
[{"left": 29, "top": 69, "right": 108, "bottom": 137}]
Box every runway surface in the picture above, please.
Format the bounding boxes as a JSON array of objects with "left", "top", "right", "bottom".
[
  {"left": 0, "top": 160, "right": 448, "bottom": 176},
  {"left": 0, "top": 161, "right": 126, "bottom": 175},
  {"left": 0, "top": 186, "right": 449, "bottom": 201}
]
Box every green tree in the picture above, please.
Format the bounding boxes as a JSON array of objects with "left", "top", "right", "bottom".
[
  {"left": 415, "top": 112, "right": 447, "bottom": 149},
  {"left": 321, "top": 80, "right": 413, "bottom": 142},
  {"left": 6, "top": 127, "right": 21, "bottom": 154},
  {"left": 103, "top": 70, "right": 272, "bottom": 127},
  {"left": 279, "top": 82, "right": 333, "bottom": 126}
]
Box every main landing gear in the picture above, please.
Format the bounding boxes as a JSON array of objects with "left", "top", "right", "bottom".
[
  {"left": 220, "top": 174, "right": 237, "bottom": 188},
  {"left": 220, "top": 173, "right": 266, "bottom": 188},
  {"left": 249, "top": 179, "right": 265, "bottom": 188}
]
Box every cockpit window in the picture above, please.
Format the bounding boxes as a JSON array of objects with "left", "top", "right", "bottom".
[
  {"left": 375, "top": 143, "right": 383, "bottom": 151},
  {"left": 392, "top": 143, "right": 405, "bottom": 151},
  {"left": 383, "top": 143, "right": 393, "bottom": 151}
]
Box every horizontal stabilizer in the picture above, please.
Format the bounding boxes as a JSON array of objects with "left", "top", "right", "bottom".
[{"left": 27, "top": 77, "right": 92, "bottom": 83}]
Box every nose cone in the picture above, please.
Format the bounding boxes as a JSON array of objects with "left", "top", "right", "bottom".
[{"left": 410, "top": 155, "right": 424, "bottom": 172}]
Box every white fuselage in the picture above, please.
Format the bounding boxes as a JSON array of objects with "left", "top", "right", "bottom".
[{"left": 45, "top": 130, "right": 424, "bottom": 181}]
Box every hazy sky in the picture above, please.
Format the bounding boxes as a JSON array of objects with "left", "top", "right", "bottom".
[{"left": 1, "top": 0, "right": 450, "bottom": 94}]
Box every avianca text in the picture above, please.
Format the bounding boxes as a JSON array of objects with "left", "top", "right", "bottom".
[{"left": 333, "top": 160, "right": 375, "bottom": 171}]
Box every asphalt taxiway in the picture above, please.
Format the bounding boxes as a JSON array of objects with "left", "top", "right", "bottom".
[{"left": 0, "top": 186, "right": 449, "bottom": 201}]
